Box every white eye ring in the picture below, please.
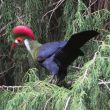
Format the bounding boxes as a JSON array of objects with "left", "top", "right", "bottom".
[{"left": 15, "top": 39, "right": 19, "bottom": 43}]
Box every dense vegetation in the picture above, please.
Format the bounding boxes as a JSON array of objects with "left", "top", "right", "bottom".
[{"left": 0, "top": 0, "right": 110, "bottom": 110}]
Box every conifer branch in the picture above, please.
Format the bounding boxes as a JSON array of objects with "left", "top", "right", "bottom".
[
  {"left": 0, "top": 65, "right": 15, "bottom": 76},
  {"left": 44, "top": 96, "right": 53, "bottom": 110},
  {"left": 0, "top": 85, "right": 28, "bottom": 92},
  {"left": 64, "top": 96, "right": 71, "bottom": 110},
  {"left": 98, "top": 79, "right": 110, "bottom": 93}
]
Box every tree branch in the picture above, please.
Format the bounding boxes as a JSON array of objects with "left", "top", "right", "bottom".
[
  {"left": 98, "top": 79, "right": 110, "bottom": 94},
  {"left": 42, "top": 0, "right": 65, "bottom": 28}
]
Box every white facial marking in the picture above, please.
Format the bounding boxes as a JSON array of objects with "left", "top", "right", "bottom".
[
  {"left": 15, "top": 39, "right": 19, "bottom": 43},
  {"left": 24, "top": 39, "right": 31, "bottom": 53}
]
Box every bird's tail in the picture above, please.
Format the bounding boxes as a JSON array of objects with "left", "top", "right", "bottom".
[
  {"left": 54, "top": 30, "right": 100, "bottom": 65},
  {"left": 62, "top": 30, "right": 100, "bottom": 52}
]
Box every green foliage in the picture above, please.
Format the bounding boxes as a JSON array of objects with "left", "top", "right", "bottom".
[
  {"left": 1, "top": 0, "right": 110, "bottom": 110},
  {"left": 24, "top": 0, "right": 48, "bottom": 37},
  {"left": 2, "top": 34, "right": 110, "bottom": 110},
  {"left": 69, "top": 35, "right": 110, "bottom": 110},
  {"left": 64, "top": 0, "right": 110, "bottom": 38}
]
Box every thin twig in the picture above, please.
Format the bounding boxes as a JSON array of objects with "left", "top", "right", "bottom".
[
  {"left": 0, "top": 15, "right": 3, "bottom": 20},
  {"left": 0, "top": 15, "right": 25, "bottom": 34},
  {"left": 0, "top": 0, "right": 4, "bottom": 9},
  {"left": 98, "top": 81, "right": 110, "bottom": 84},
  {"left": 17, "top": 16, "right": 26, "bottom": 25},
  {"left": 64, "top": 96, "right": 71, "bottom": 110},
  {"left": 0, "top": 65, "right": 15, "bottom": 76},
  {"left": 81, "top": 69, "right": 88, "bottom": 82},
  {"left": 80, "top": 52, "right": 97, "bottom": 83},
  {"left": 72, "top": 66, "right": 82, "bottom": 70},
  {"left": 0, "top": 85, "right": 28, "bottom": 92},
  {"left": 42, "top": 0, "right": 65, "bottom": 28},
  {"left": 98, "top": 79, "right": 110, "bottom": 94},
  {"left": 44, "top": 96, "right": 53, "bottom": 110},
  {"left": 47, "top": 0, "right": 65, "bottom": 28}
]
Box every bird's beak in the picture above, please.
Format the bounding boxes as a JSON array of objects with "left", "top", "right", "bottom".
[{"left": 24, "top": 39, "right": 32, "bottom": 54}]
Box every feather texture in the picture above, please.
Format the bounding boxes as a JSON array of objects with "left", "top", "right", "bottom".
[{"left": 12, "top": 26, "right": 100, "bottom": 83}]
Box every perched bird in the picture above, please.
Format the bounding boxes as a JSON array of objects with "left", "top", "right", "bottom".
[{"left": 12, "top": 26, "right": 99, "bottom": 87}]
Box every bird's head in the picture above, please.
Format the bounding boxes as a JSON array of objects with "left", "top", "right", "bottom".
[
  {"left": 11, "top": 25, "right": 36, "bottom": 50},
  {"left": 12, "top": 25, "right": 35, "bottom": 40},
  {"left": 11, "top": 25, "right": 41, "bottom": 59}
]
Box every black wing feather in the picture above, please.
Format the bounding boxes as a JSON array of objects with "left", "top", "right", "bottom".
[
  {"left": 54, "top": 30, "right": 99, "bottom": 65},
  {"left": 62, "top": 30, "right": 99, "bottom": 52}
]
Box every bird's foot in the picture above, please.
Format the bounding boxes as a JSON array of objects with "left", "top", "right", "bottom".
[
  {"left": 56, "top": 80, "right": 73, "bottom": 89},
  {"left": 49, "top": 75, "right": 57, "bottom": 84},
  {"left": 49, "top": 75, "right": 73, "bottom": 89}
]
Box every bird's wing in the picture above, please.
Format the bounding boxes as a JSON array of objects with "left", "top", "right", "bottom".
[
  {"left": 54, "top": 30, "right": 100, "bottom": 65},
  {"left": 62, "top": 30, "right": 99, "bottom": 52},
  {"left": 37, "top": 41, "right": 67, "bottom": 62},
  {"left": 41, "top": 55, "right": 59, "bottom": 75}
]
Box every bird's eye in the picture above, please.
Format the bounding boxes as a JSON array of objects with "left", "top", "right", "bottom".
[
  {"left": 15, "top": 37, "right": 24, "bottom": 43},
  {"left": 17, "top": 39, "right": 22, "bottom": 43}
]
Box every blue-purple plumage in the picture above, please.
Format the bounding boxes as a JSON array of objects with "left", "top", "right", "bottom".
[
  {"left": 37, "top": 41, "right": 67, "bottom": 75},
  {"left": 37, "top": 41, "right": 67, "bottom": 61},
  {"left": 12, "top": 25, "right": 100, "bottom": 86},
  {"left": 37, "top": 30, "right": 99, "bottom": 82}
]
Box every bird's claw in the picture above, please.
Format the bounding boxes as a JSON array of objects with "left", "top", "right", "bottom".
[
  {"left": 49, "top": 75, "right": 73, "bottom": 89},
  {"left": 49, "top": 75, "right": 57, "bottom": 84},
  {"left": 56, "top": 80, "right": 73, "bottom": 89}
]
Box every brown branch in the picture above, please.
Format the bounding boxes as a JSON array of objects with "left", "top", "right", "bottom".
[
  {"left": 0, "top": 0, "right": 4, "bottom": 9},
  {"left": 64, "top": 96, "right": 71, "bottom": 110},
  {"left": 0, "top": 85, "right": 28, "bottom": 92},
  {"left": 0, "top": 65, "right": 15, "bottom": 77},
  {"left": 41, "top": 0, "right": 65, "bottom": 27},
  {"left": 0, "top": 15, "right": 25, "bottom": 35},
  {"left": 98, "top": 79, "right": 110, "bottom": 94}
]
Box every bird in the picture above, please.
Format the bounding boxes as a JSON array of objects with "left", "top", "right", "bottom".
[{"left": 12, "top": 25, "right": 99, "bottom": 87}]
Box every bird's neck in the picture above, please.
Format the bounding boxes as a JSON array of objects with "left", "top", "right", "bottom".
[{"left": 24, "top": 39, "right": 42, "bottom": 60}]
